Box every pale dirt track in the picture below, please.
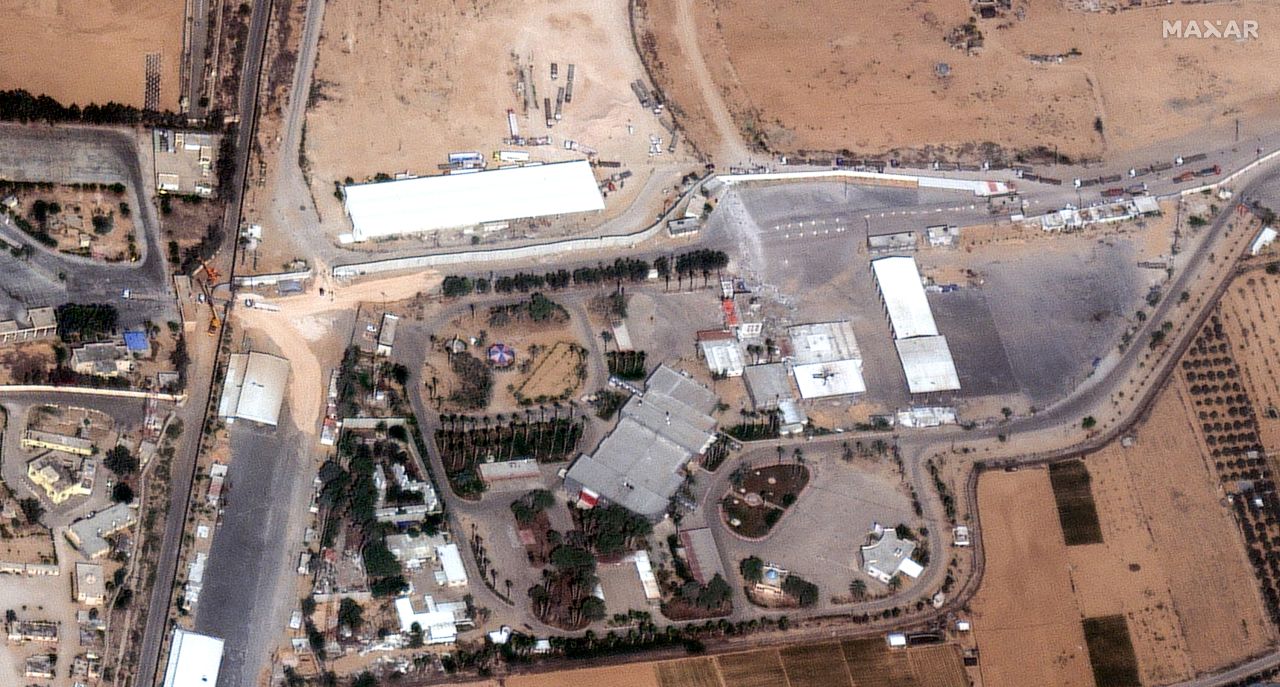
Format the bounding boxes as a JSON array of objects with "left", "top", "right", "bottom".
[
  {"left": 235, "top": 270, "right": 442, "bottom": 433},
  {"left": 671, "top": 0, "right": 751, "bottom": 164}
]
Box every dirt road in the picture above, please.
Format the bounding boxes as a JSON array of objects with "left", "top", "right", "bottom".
[{"left": 672, "top": 0, "right": 751, "bottom": 165}]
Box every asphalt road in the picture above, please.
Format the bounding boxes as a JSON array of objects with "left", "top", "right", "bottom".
[
  {"left": 138, "top": 0, "right": 276, "bottom": 680},
  {"left": 184, "top": 0, "right": 211, "bottom": 118},
  {"left": 195, "top": 417, "right": 313, "bottom": 687}
]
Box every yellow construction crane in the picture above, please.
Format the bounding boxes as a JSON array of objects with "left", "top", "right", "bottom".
[{"left": 198, "top": 278, "right": 220, "bottom": 336}]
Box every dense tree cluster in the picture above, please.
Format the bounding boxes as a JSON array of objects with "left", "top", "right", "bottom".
[
  {"left": 0, "top": 89, "right": 188, "bottom": 126},
  {"left": 441, "top": 250, "right": 728, "bottom": 297},
  {"left": 55, "top": 303, "right": 118, "bottom": 343}
]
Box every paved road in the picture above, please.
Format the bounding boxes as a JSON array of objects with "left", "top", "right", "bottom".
[
  {"left": 138, "top": 0, "right": 277, "bottom": 680},
  {"left": 184, "top": 0, "right": 211, "bottom": 118}
]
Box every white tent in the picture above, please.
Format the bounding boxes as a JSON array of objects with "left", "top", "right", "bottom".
[
  {"left": 218, "top": 352, "right": 290, "bottom": 426},
  {"left": 343, "top": 160, "right": 605, "bottom": 241},
  {"left": 162, "top": 629, "right": 224, "bottom": 687}
]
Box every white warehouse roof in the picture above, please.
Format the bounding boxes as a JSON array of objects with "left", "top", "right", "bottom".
[
  {"left": 162, "top": 628, "right": 224, "bottom": 687},
  {"left": 895, "top": 336, "right": 961, "bottom": 394},
  {"left": 343, "top": 160, "right": 605, "bottom": 241},
  {"left": 872, "top": 257, "right": 939, "bottom": 339},
  {"left": 218, "top": 352, "right": 290, "bottom": 426}
]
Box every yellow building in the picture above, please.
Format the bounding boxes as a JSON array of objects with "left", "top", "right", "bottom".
[
  {"left": 27, "top": 456, "right": 93, "bottom": 505},
  {"left": 22, "top": 429, "right": 94, "bottom": 456}
]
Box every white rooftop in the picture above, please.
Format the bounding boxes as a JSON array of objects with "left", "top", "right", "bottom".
[
  {"left": 872, "top": 257, "right": 939, "bottom": 339},
  {"left": 218, "top": 352, "right": 290, "bottom": 426},
  {"left": 793, "top": 360, "right": 866, "bottom": 399},
  {"left": 162, "top": 628, "right": 224, "bottom": 687},
  {"left": 436, "top": 544, "right": 468, "bottom": 586},
  {"left": 343, "top": 160, "right": 605, "bottom": 241},
  {"left": 393, "top": 596, "right": 458, "bottom": 644},
  {"left": 700, "top": 338, "right": 744, "bottom": 377},
  {"left": 895, "top": 336, "right": 961, "bottom": 394},
  {"left": 787, "top": 321, "right": 862, "bottom": 365}
]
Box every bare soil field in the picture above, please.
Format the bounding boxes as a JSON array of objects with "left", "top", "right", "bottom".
[
  {"left": 425, "top": 314, "right": 589, "bottom": 414},
  {"left": 507, "top": 664, "right": 661, "bottom": 687},
  {"left": 970, "top": 469, "right": 1094, "bottom": 687},
  {"left": 1084, "top": 386, "right": 1272, "bottom": 676},
  {"left": 305, "top": 0, "right": 694, "bottom": 242},
  {"left": 640, "top": 0, "right": 1280, "bottom": 159},
  {"left": 514, "top": 341, "right": 587, "bottom": 403},
  {"left": 0, "top": 0, "right": 183, "bottom": 110},
  {"left": 501, "top": 641, "right": 968, "bottom": 687},
  {"left": 973, "top": 381, "right": 1274, "bottom": 685}
]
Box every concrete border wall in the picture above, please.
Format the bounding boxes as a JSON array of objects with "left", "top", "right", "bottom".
[{"left": 232, "top": 268, "right": 313, "bottom": 286}]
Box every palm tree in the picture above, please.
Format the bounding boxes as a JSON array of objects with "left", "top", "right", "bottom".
[
  {"left": 505, "top": 578, "right": 513, "bottom": 600},
  {"left": 849, "top": 579, "right": 867, "bottom": 600},
  {"left": 888, "top": 575, "right": 903, "bottom": 592}
]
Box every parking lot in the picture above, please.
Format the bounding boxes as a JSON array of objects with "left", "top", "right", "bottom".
[{"left": 710, "top": 448, "right": 917, "bottom": 601}]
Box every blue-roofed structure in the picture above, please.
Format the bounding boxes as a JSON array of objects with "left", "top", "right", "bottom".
[{"left": 123, "top": 331, "right": 151, "bottom": 355}]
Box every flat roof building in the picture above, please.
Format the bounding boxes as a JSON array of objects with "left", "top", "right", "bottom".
[
  {"left": 743, "top": 363, "right": 794, "bottom": 410},
  {"left": 74, "top": 563, "right": 106, "bottom": 606},
  {"left": 698, "top": 330, "right": 745, "bottom": 378},
  {"left": 678, "top": 528, "right": 727, "bottom": 586},
  {"left": 161, "top": 629, "right": 224, "bottom": 687},
  {"left": 787, "top": 322, "right": 866, "bottom": 399},
  {"left": 67, "top": 503, "right": 136, "bottom": 559},
  {"left": 436, "top": 544, "right": 468, "bottom": 587},
  {"left": 565, "top": 366, "right": 718, "bottom": 519},
  {"left": 218, "top": 352, "right": 290, "bottom": 426},
  {"left": 895, "top": 336, "right": 961, "bottom": 394},
  {"left": 860, "top": 530, "right": 923, "bottom": 584},
  {"left": 342, "top": 160, "right": 605, "bottom": 242}
]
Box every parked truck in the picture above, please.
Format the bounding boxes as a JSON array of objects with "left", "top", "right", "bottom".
[
  {"left": 1102, "top": 187, "right": 1125, "bottom": 198},
  {"left": 1196, "top": 165, "right": 1222, "bottom": 177},
  {"left": 1174, "top": 171, "right": 1196, "bottom": 183}
]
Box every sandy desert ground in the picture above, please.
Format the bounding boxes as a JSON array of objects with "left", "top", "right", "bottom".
[
  {"left": 641, "top": 0, "right": 1280, "bottom": 160},
  {"left": 304, "top": 0, "right": 695, "bottom": 242},
  {"left": 0, "top": 0, "right": 183, "bottom": 110}
]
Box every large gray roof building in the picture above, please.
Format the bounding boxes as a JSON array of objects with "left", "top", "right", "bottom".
[{"left": 565, "top": 366, "right": 718, "bottom": 519}]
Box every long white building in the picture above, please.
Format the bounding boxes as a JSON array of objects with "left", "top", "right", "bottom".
[
  {"left": 342, "top": 160, "right": 605, "bottom": 242},
  {"left": 871, "top": 256, "right": 939, "bottom": 339},
  {"left": 871, "top": 256, "right": 961, "bottom": 394}
]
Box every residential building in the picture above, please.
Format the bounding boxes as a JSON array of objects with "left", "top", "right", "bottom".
[
  {"left": 69, "top": 341, "right": 132, "bottom": 377},
  {"left": 435, "top": 543, "right": 468, "bottom": 587},
  {"left": 376, "top": 313, "right": 399, "bottom": 357},
  {"left": 23, "top": 429, "right": 94, "bottom": 456},
  {"left": 27, "top": 454, "right": 94, "bottom": 504},
  {"left": 860, "top": 528, "right": 924, "bottom": 584}
]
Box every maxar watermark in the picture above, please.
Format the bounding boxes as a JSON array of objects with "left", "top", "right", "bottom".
[{"left": 1163, "top": 19, "right": 1259, "bottom": 39}]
